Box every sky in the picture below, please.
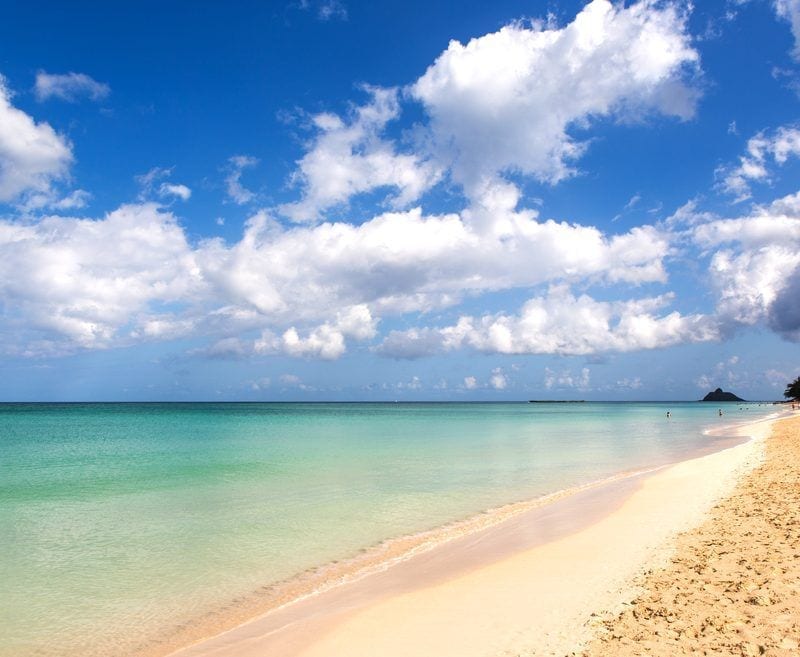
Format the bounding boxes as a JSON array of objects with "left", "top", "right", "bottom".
[{"left": 1, "top": 0, "right": 799, "bottom": 401}]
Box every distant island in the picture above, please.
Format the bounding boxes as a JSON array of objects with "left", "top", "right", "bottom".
[{"left": 700, "top": 388, "right": 745, "bottom": 402}]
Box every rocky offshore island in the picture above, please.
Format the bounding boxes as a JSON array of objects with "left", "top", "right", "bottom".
[{"left": 700, "top": 387, "right": 745, "bottom": 402}]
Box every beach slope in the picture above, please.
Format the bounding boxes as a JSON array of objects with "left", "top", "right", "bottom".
[
  {"left": 576, "top": 413, "right": 800, "bottom": 656},
  {"left": 169, "top": 415, "right": 783, "bottom": 657}
]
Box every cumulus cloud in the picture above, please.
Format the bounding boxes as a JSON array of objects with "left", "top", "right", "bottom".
[
  {"left": 0, "top": 183, "right": 676, "bottom": 358},
  {"left": 201, "top": 194, "right": 670, "bottom": 333},
  {"left": 717, "top": 125, "right": 800, "bottom": 201},
  {"left": 277, "top": 0, "right": 699, "bottom": 220},
  {"left": 775, "top": 0, "right": 800, "bottom": 59},
  {"left": 252, "top": 305, "right": 376, "bottom": 360},
  {"left": 377, "top": 286, "right": 718, "bottom": 358},
  {"left": 410, "top": 0, "right": 700, "bottom": 198},
  {"left": 768, "top": 265, "right": 800, "bottom": 340},
  {"left": 225, "top": 155, "right": 258, "bottom": 205},
  {"left": 2, "top": 188, "right": 795, "bottom": 360},
  {"left": 691, "top": 191, "right": 800, "bottom": 332},
  {"left": 0, "top": 203, "right": 200, "bottom": 355},
  {"left": 279, "top": 87, "right": 440, "bottom": 222},
  {"left": 0, "top": 76, "right": 73, "bottom": 203},
  {"left": 489, "top": 367, "right": 508, "bottom": 390},
  {"left": 34, "top": 71, "right": 110, "bottom": 103},
  {"left": 11, "top": 2, "right": 800, "bottom": 367},
  {"left": 463, "top": 376, "right": 478, "bottom": 390}
]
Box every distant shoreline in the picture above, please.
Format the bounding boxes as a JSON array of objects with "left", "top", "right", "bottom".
[{"left": 0, "top": 399, "right": 788, "bottom": 405}]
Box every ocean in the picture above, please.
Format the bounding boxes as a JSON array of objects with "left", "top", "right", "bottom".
[{"left": 0, "top": 401, "right": 776, "bottom": 657}]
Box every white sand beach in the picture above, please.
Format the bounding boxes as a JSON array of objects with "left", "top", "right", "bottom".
[{"left": 165, "top": 413, "right": 788, "bottom": 657}]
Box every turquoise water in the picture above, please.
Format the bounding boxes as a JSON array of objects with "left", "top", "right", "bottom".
[{"left": 0, "top": 401, "right": 776, "bottom": 656}]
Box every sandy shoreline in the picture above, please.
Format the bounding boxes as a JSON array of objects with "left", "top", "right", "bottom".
[
  {"left": 164, "top": 411, "right": 787, "bottom": 657},
  {"left": 575, "top": 411, "right": 800, "bottom": 656}
]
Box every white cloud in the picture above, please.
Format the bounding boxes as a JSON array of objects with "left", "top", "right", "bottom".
[
  {"left": 253, "top": 305, "right": 376, "bottom": 360},
  {"left": 410, "top": 0, "right": 699, "bottom": 198},
  {"left": 775, "top": 0, "right": 800, "bottom": 59},
  {"left": 34, "top": 71, "right": 110, "bottom": 103},
  {"left": 0, "top": 76, "right": 73, "bottom": 203},
  {"left": 136, "top": 167, "right": 171, "bottom": 196},
  {"left": 717, "top": 125, "right": 800, "bottom": 201},
  {"left": 690, "top": 191, "right": 800, "bottom": 332},
  {"left": 625, "top": 194, "right": 642, "bottom": 211},
  {"left": 489, "top": 368, "right": 508, "bottom": 390},
  {"left": 463, "top": 376, "right": 478, "bottom": 390},
  {"left": 202, "top": 196, "right": 669, "bottom": 336},
  {"left": 5, "top": 185, "right": 795, "bottom": 360},
  {"left": 16, "top": 188, "right": 92, "bottom": 213},
  {"left": 50, "top": 189, "right": 92, "bottom": 211},
  {"left": 0, "top": 185, "right": 675, "bottom": 358},
  {"left": 159, "top": 183, "right": 192, "bottom": 201},
  {"left": 279, "top": 87, "right": 440, "bottom": 222},
  {"left": 225, "top": 155, "right": 258, "bottom": 205},
  {"left": 135, "top": 168, "right": 191, "bottom": 203},
  {"left": 0, "top": 203, "right": 200, "bottom": 355},
  {"left": 377, "top": 286, "right": 718, "bottom": 358},
  {"left": 544, "top": 366, "right": 591, "bottom": 391}
]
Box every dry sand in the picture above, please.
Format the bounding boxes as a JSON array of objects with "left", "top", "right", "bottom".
[
  {"left": 169, "top": 413, "right": 784, "bottom": 657},
  {"left": 573, "top": 413, "right": 800, "bottom": 657}
]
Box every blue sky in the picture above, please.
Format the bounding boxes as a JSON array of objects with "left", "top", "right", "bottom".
[{"left": 1, "top": 0, "right": 800, "bottom": 401}]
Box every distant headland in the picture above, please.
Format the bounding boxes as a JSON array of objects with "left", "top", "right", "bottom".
[{"left": 700, "top": 388, "right": 745, "bottom": 402}]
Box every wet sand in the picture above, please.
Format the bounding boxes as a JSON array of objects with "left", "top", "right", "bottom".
[
  {"left": 574, "top": 412, "right": 800, "bottom": 657},
  {"left": 166, "top": 414, "right": 780, "bottom": 657}
]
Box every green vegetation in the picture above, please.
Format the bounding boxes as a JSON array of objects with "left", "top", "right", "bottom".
[{"left": 785, "top": 376, "right": 800, "bottom": 401}]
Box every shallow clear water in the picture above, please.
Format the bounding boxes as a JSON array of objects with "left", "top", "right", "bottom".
[{"left": 0, "top": 401, "right": 775, "bottom": 656}]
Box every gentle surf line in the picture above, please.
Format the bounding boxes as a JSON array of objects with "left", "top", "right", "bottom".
[
  {"left": 168, "top": 412, "right": 784, "bottom": 657},
  {"left": 147, "top": 468, "right": 659, "bottom": 656},
  {"left": 157, "top": 424, "right": 759, "bottom": 657}
]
